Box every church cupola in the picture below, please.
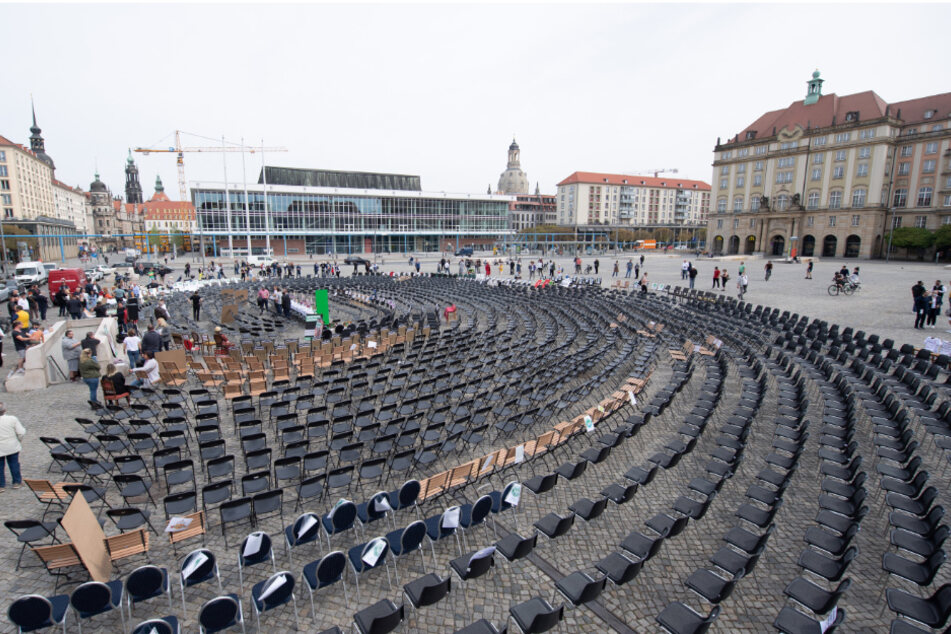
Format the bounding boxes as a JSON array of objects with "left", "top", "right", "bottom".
[
  {"left": 804, "top": 70, "right": 824, "bottom": 106},
  {"left": 28, "top": 99, "right": 55, "bottom": 171}
]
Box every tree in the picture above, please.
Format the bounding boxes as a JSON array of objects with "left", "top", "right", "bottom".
[
  {"left": 933, "top": 225, "right": 951, "bottom": 255},
  {"left": 887, "top": 227, "right": 934, "bottom": 260}
]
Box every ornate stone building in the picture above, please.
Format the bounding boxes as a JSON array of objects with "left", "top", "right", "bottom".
[
  {"left": 497, "top": 138, "right": 530, "bottom": 195},
  {"left": 707, "top": 71, "right": 951, "bottom": 259},
  {"left": 124, "top": 150, "right": 143, "bottom": 204}
]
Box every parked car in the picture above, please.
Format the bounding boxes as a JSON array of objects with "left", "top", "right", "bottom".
[
  {"left": 0, "top": 279, "right": 21, "bottom": 303},
  {"left": 344, "top": 256, "right": 370, "bottom": 266},
  {"left": 15, "top": 261, "right": 48, "bottom": 286},
  {"left": 134, "top": 262, "right": 172, "bottom": 276},
  {"left": 84, "top": 268, "right": 103, "bottom": 282},
  {"left": 454, "top": 247, "right": 473, "bottom": 257},
  {"left": 96, "top": 264, "right": 116, "bottom": 275}
]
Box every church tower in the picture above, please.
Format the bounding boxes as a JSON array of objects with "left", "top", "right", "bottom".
[
  {"left": 497, "top": 137, "right": 529, "bottom": 195},
  {"left": 28, "top": 100, "right": 55, "bottom": 172},
  {"left": 125, "top": 150, "right": 144, "bottom": 204},
  {"left": 804, "top": 70, "right": 824, "bottom": 106}
]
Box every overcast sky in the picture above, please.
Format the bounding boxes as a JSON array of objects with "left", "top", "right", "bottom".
[{"left": 3, "top": 2, "right": 949, "bottom": 200}]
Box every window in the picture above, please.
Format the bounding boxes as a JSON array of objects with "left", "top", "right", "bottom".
[
  {"left": 721, "top": 151, "right": 732, "bottom": 159},
  {"left": 755, "top": 145, "right": 767, "bottom": 155},
  {"left": 856, "top": 163, "right": 869, "bottom": 177},
  {"left": 832, "top": 166, "right": 844, "bottom": 179},
  {"left": 901, "top": 145, "right": 913, "bottom": 157},
  {"left": 918, "top": 187, "right": 933, "bottom": 207},
  {"left": 753, "top": 174, "right": 762, "bottom": 187},
  {"left": 0, "top": 151, "right": 6, "bottom": 161},
  {"left": 933, "top": 125, "right": 944, "bottom": 132},
  {"left": 738, "top": 148, "right": 749, "bottom": 157},
  {"left": 835, "top": 150, "right": 846, "bottom": 162},
  {"left": 906, "top": 128, "right": 918, "bottom": 135},
  {"left": 835, "top": 132, "right": 851, "bottom": 143},
  {"left": 776, "top": 171, "right": 793, "bottom": 184},
  {"left": 807, "top": 216, "right": 814, "bottom": 227},
  {"left": 894, "top": 188, "right": 908, "bottom": 208},
  {"left": 0, "top": 166, "right": 6, "bottom": 177},
  {"left": 719, "top": 178, "right": 728, "bottom": 189},
  {"left": 923, "top": 159, "right": 936, "bottom": 174},
  {"left": 829, "top": 191, "right": 843, "bottom": 209},
  {"left": 914, "top": 215, "right": 927, "bottom": 228},
  {"left": 851, "top": 215, "right": 861, "bottom": 226},
  {"left": 813, "top": 136, "right": 827, "bottom": 147},
  {"left": 717, "top": 198, "right": 727, "bottom": 213},
  {"left": 829, "top": 215, "right": 837, "bottom": 227},
  {"left": 944, "top": 195, "right": 951, "bottom": 208},
  {"left": 716, "top": 219, "right": 723, "bottom": 229},
  {"left": 851, "top": 189, "right": 867, "bottom": 208},
  {"left": 0, "top": 180, "right": 8, "bottom": 191},
  {"left": 898, "top": 163, "right": 910, "bottom": 176},
  {"left": 926, "top": 142, "right": 938, "bottom": 154},
  {"left": 733, "top": 196, "right": 744, "bottom": 211},
  {"left": 858, "top": 147, "right": 871, "bottom": 159},
  {"left": 736, "top": 163, "right": 746, "bottom": 173},
  {"left": 811, "top": 168, "right": 822, "bottom": 181},
  {"left": 776, "top": 194, "right": 789, "bottom": 211},
  {"left": 736, "top": 176, "right": 745, "bottom": 187},
  {"left": 733, "top": 218, "right": 739, "bottom": 228},
  {"left": 806, "top": 192, "right": 820, "bottom": 210},
  {"left": 778, "top": 157, "right": 795, "bottom": 168},
  {"left": 780, "top": 141, "right": 797, "bottom": 150},
  {"left": 892, "top": 216, "right": 903, "bottom": 229},
  {"left": 749, "top": 218, "right": 756, "bottom": 228},
  {"left": 750, "top": 196, "right": 761, "bottom": 211},
  {"left": 813, "top": 153, "right": 825, "bottom": 165},
  {"left": 720, "top": 165, "right": 729, "bottom": 175},
  {"left": 861, "top": 129, "right": 875, "bottom": 139},
  {"left": 0, "top": 194, "right": 9, "bottom": 206},
  {"left": 754, "top": 161, "right": 763, "bottom": 171}
]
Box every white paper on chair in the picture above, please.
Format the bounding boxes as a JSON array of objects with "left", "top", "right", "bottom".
[
  {"left": 481, "top": 453, "right": 495, "bottom": 472},
  {"left": 819, "top": 606, "right": 837, "bottom": 633},
  {"left": 504, "top": 483, "right": 522, "bottom": 506},
  {"left": 182, "top": 551, "right": 208, "bottom": 579},
  {"left": 165, "top": 516, "right": 193, "bottom": 533},
  {"left": 258, "top": 574, "right": 287, "bottom": 602},
  {"left": 148, "top": 627, "right": 159, "bottom": 634},
  {"left": 628, "top": 391, "right": 637, "bottom": 407},
  {"left": 693, "top": 344, "right": 701, "bottom": 353},
  {"left": 584, "top": 415, "right": 595, "bottom": 433},
  {"left": 924, "top": 337, "right": 940, "bottom": 352},
  {"left": 469, "top": 546, "right": 495, "bottom": 568},
  {"left": 442, "top": 506, "right": 461, "bottom": 529},
  {"left": 368, "top": 341, "right": 378, "bottom": 349},
  {"left": 372, "top": 495, "right": 392, "bottom": 513},
  {"left": 514, "top": 445, "right": 525, "bottom": 463},
  {"left": 362, "top": 539, "right": 386, "bottom": 566},
  {"left": 297, "top": 515, "right": 319, "bottom": 539},
  {"left": 349, "top": 344, "right": 358, "bottom": 351},
  {"left": 243, "top": 533, "right": 264, "bottom": 558}
]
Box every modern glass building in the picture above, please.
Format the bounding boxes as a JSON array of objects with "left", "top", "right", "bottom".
[{"left": 191, "top": 167, "right": 514, "bottom": 256}]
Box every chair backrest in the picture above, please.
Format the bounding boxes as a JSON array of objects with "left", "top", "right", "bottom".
[
  {"left": 315, "top": 551, "right": 346, "bottom": 586},
  {"left": 8, "top": 595, "right": 54, "bottom": 629},
  {"left": 126, "top": 565, "right": 165, "bottom": 600},
  {"left": 398, "top": 480, "right": 421, "bottom": 509},
  {"left": 465, "top": 550, "right": 495, "bottom": 579},
  {"left": 131, "top": 618, "right": 175, "bottom": 634},
  {"left": 358, "top": 538, "right": 390, "bottom": 571},
  {"left": 365, "top": 601, "right": 404, "bottom": 633},
  {"left": 329, "top": 500, "right": 357, "bottom": 531},
  {"left": 258, "top": 571, "right": 295, "bottom": 608},
  {"left": 400, "top": 520, "right": 427, "bottom": 554},
  {"left": 199, "top": 595, "right": 240, "bottom": 630},
  {"left": 417, "top": 575, "right": 451, "bottom": 608},
  {"left": 181, "top": 548, "right": 216, "bottom": 583},
  {"left": 240, "top": 532, "right": 273, "bottom": 564},
  {"left": 468, "top": 496, "right": 493, "bottom": 526},
  {"left": 526, "top": 601, "right": 563, "bottom": 633},
  {"left": 70, "top": 581, "right": 113, "bottom": 615},
  {"left": 291, "top": 513, "right": 321, "bottom": 544}
]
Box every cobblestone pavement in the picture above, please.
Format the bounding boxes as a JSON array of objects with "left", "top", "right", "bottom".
[{"left": 0, "top": 267, "right": 944, "bottom": 633}]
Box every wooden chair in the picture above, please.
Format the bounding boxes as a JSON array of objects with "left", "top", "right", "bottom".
[
  {"left": 25, "top": 479, "right": 72, "bottom": 516},
  {"left": 167, "top": 511, "right": 206, "bottom": 551},
  {"left": 105, "top": 528, "right": 150, "bottom": 567},
  {"left": 223, "top": 383, "right": 245, "bottom": 401},
  {"left": 101, "top": 377, "right": 131, "bottom": 406},
  {"left": 31, "top": 543, "right": 83, "bottom": 579}
]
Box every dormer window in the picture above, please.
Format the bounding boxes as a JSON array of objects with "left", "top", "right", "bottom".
[
  {"left": 925, "top": 110, "right": 936, "bottom": 119},
  {"left": 745, "top": 131, "right": 757, "bottom": 140},
  {"left": 845, "top": 111, "right": 859, "bottom": 123}
]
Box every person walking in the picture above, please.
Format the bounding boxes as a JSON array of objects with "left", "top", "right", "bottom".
[
  {"left": 688, "top": 264, "right": 698, "bottom": 289},
  {"left": 720, "top": 268, "right": 730, "bottom": 291},
  {"left": 612, "top": 261, "right": 619, "bottom": 278},
  {"left": 639, "top": 273, "right": 649, "bottom": 294},
  {"left": 738, "top": 272, "right": 749, "bottom": 300},
  {"left": 805, "top": 259, "right": 814, "bottom": 279},
  {"left": 931, "top": 280, "right": 946, "bottom": 329},
  {"left": 594, "top": 259, "right": 600, "bottom": 275},
  {"left": 712, "top": 266, "right": 720, "bottom": 289},
  {"left": 79, "top": 349, "right": 101, "bottom": 405},
  {"left": 123, "top": 328, "right": 141, "bottom": 368},
  {"left": 764, "top": 261, "right": 773, "bottom": 281},
  {"left": 191, "top": 291, "right": 202, "bottom": 321},
  {"left": 0, "top": 404, "right": 26, "bottom": 491},
  {"left": 625, "top": 260, "right": 633, "bottom": 278}
]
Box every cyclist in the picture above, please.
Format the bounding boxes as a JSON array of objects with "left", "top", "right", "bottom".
[{"left": 849, "top": 267, "right": 861, "bottom": 286}]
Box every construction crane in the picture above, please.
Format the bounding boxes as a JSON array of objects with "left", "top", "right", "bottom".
[
  {"left": 133, "top": 130, "right": 287, "bottom": 202},
  {"left": 633, "top": 168, "right": 679, "bottom": 178}
]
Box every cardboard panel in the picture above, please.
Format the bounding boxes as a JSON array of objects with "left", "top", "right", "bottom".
[
  {"left": 220, "top": 304, "right": 239, "bottom": 324},
  {"left": 60, "top": 494, "right": 111, "bottom": 582},
  {"left": 155, "top": 349, "right": 187, "bottom": 367}
]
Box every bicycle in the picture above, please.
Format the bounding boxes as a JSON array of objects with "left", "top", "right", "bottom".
[{"left": 827, "top": 282, "right": 855, "bottom": 296}]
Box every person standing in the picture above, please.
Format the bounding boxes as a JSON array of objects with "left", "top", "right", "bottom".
[
  {"left": 0, "top": 404, "right": 26, "bottom": 491},
  {"left": 594, "top": 259, "right": 600, "bottom": 275},
  {"left": 142, "top": 324, "right": 162, "bottom": 356},
  {"left": 191, "top": 291, "right": 201, "bottom": 321},
  {"left": 639, "top": 254, "right": 645, "bottom": 268},
  {"left": 931, "top": 280, "right": 946, "bottom": 329},
  {"left": 764, "top": 261, "right": 773, "bottom": 281},
  {"left": 157, "top": 318, "right": 172, "bottom": 351},
  {"left": 62, "top": 329, "right": 82, "bottom": 381},
  {"left": 625, "top": 260, "right": 633, "bottom": 278},
  {"left": 712, "top": 266, "right": 721, "bottom": 289},
  {"left": 914, "top": 290, "right": 930, "bottom": 329},
  {"left": 738, "top": 272, "right": 749, "bottom": 300},
  {"left": 805, "top": 259, "right": 814, "bottom": 279},
  {"left": 123, "top": 328, "right": 142, "bottom": 368},
  {"left": 612, "top": 261, "right": 619, "bottom": 278},
  {"left": 681, "top": 260, "right": 689, "bottom": 280},
  {"left": 11, "top": 322, "right": 30, "bottom": 374},
  {"left": 79, "top": 349, "right": 101, "bottom": 405},
  {"left": 720, "top": 268, "right": 730, "bottom": 291},
  {"left": 912, "top": 280, "right": 927, "bottom": 313},
  {"left": 688, "top": 263, "right": 698, "bottom": 289},
  {"left": 281, "top": 290, "right": 291, "bottom": 318}
]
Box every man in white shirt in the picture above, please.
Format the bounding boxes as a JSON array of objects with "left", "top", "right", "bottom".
[
  {"left": 130, "top": 351, "right": 161, "bottom": 387},
  {"left": 0, "top": 403, "right": 26, "bottom": 490}
]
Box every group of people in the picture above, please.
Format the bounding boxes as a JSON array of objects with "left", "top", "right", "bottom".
[
  {"left": 255, "top": 286, "right": 303, "bottom": 318},
  {"left": 709, "top": 263, "right": 748, "bottom": 298},
  {"left": 912, "top": 280, "right": 947, "bottom": 330}
]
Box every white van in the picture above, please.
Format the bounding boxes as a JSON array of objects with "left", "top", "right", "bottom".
[
  {"left": 247, "top": 255, "right": 275, "bottom": 267},
  {"left": 15, "top": 261, "right": 48, "bottom": 285}
]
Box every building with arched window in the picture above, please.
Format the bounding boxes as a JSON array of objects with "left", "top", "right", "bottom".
[{"left": 706, "top": 70, "right": 951, "bottom": 259}]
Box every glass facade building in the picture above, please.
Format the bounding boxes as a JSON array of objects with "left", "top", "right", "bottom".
[{"left": 191, "top": 172, "right": 514, "bottom": 255}]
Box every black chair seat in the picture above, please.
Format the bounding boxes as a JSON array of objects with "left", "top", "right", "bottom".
[
  {"left": 746, "top": 485, "right": 781, "bottom": 506},
  {"left": 710, "top": 546, "right": 757, "bottom": 577},
  {"left": 533, "top": 512, "right": 574, "bottom": 539},
  {"left": 554, "top": 460, "right": 587, "bottom": 481},
  {"left": 892, "top": 526, "right": 949, "bottom": 557},
  {"left": 495, "top": 533, "right": 535, "bottom": 562},
  {"left": 449, "top": 551, "right": 494, "bottom": 581},
  {"left": 509, "top": 596, "right": 563, "bottom": 634},
  {"left": 887, "top": 584, "right": 951, "bottom": 628},
  {"left": 620, "top": 531, "right": 663, "bottom": 561},
  {"left": 774, "top": 605, "right": 844, "bottom": 634},
  {"left": 595, "top": 551, "right": 641, "bottom": 586},
  {"left": 523, "top": 473, "right": 557, "bottom": 495},
  {"left": 883, "top": 551, "right": 946, "bottom": 586},
  {"left": 353, "top": 598, "right": 403, "bottom": 634},
  {"left": 453, "top": 619, "right": 504, "bottom": 634},
  {"left": 624, "top": 465, "right": 657, "bottom": 485},
  {"left": 784, "top": 577, "right": 851, "bottom": 615},
  {"left": 568, "top": 497, "right": 607, "bottom": 522},
  {"left": 736, "top": 502, "right": 780, "bottom": 528},
  {"left": 804, "top": 526, "right": 854, "bottom": 556},
  {"left": 656, "top": 602, "right": 720, "bottom": 634},
  {"left": 601, "top": 483, "right": 637, "bottom": 505},
  {"left": 402, "top": 573, "right": 450, "bottom": 609},
  {"left": 688, "top": 478, "right": 720, "bottom": 497},
  {"left": 554, "top": 571, "right": 605, "bottom": 607},
  {"left": 798, "top": 547, "right": 855, "bottom": 582}
]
